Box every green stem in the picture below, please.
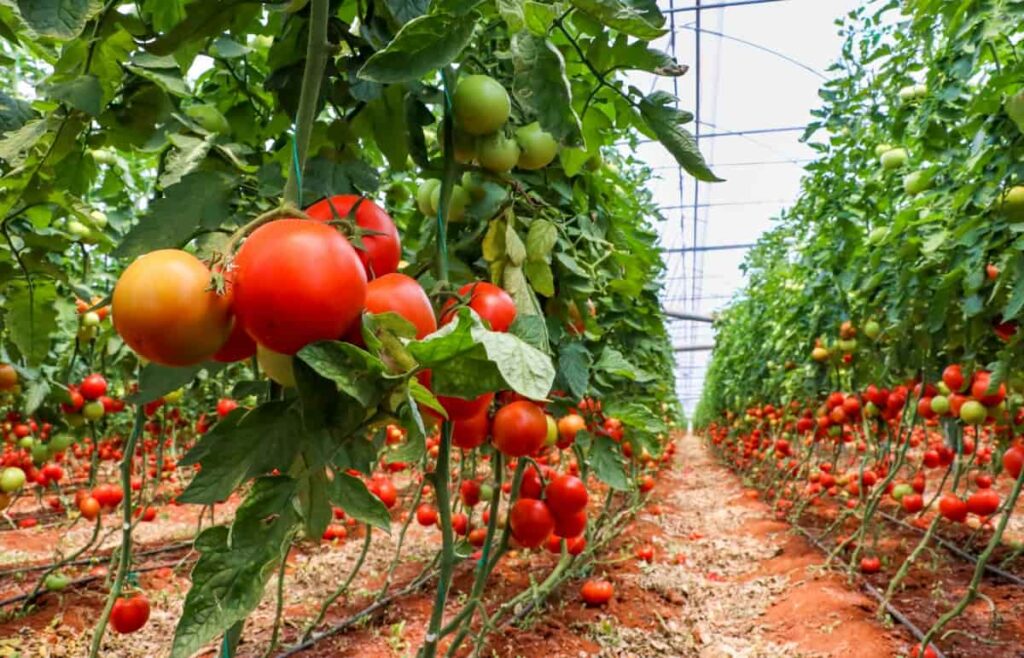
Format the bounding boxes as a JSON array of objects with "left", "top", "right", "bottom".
[
  {"left": 303, "top": 525, "right": 373, "bottom": 641},
  {"left": 420, "top": 423, "right": 455, "bottom": 658},
  {"left": 87, "top": 406, "right": 144, "bottom": 658},
  {"left": 282, "top": 0, "right": 330, "bottom": 206},
  {"left": 262, "top": 543, "right": 293, "bottom": 658},
  {"left": 22, "top": 514, "right": 103, "bottom": 611}
]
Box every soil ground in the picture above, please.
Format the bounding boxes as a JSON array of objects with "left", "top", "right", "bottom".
[{"left": 0, "top": 436, "right": 911, "bottom": 657}]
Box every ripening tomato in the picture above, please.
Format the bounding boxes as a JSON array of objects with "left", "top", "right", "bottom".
[
  {"left": 110, "top": 594, "right": 150, "bottom": 634},
  {"left": 233, "top": 219, "right": 367, "bottom": 355},
  {"left": 545, "top": 474, "right": 589, "bottom": 518},
  {"left": 443, "top": 282, "right": 517, "bottom": 332},
  {"left": 0, "top": 364, "right": 17, "bottom": 391},
  {"left": 580, "top": 579, "right": 613, "bottom": 606},
  {"left": 113, "top": 250, "right": 232, "bottom": 366},
  {"left": 557, "top": 414, "right": 586, "bottom": 449},
  {"left": 509, "top": 499, "right": 554, "bottom": 548},
  {"left": 492, "top": 401, "right": 547, "bottom": 457},
  {"left": 78, "top": 496, "right": 101, "bottom": 521},
  {"left": 305, "top": 195, "right": 401, "bottom": 280},
  {"left": 357, "top": 273, "right": 436, "bottom": 340}
]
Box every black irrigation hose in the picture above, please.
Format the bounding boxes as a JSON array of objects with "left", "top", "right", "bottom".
[
  {"left": 0, "top": 558, "right": 191, "bottom": 609},
  {"left": 275, "top": 568, "right": 439, "bottom": 658},
  {"left": 793, "top": 525, "right": 949, "bottom": 658},
  {"left": 877, "top": 510, "right": 1024, "bottom": 588},
  {"left": 0, "top": 540, "right": 193, "bottom": 578}
]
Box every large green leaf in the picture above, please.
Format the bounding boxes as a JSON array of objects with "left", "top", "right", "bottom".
[
  {"left": 568, "top": 0, "right": 666, "bottom": 39},
  {"left": 114, "top": 171, "right": 235, "bottom": 259},
  {"left": 178, "top": 402, "right": 303, "bottom": 504},
  {"left": 590, "top": 434, "right": 629, "bottom": 490},
  {"left": 639, "top": 91, "right": 722, "bottom": 182},
  {"left": 5, "top": 279, "right": 57, "bottom": 367},
  {"left": 358, "top": 13, "right": 476, "bottom": 83},
  {"left": 128, "top": 362, "right": 226, "bottom": 404},
  {"left": 513, "top": 34, "right": 581, "bottom": 142},
  {"left": 17, "top": 0, "right": 93, "bottom": 40},
  {"left": 329, "top": 472, "right": 392, "bottom": 532}
]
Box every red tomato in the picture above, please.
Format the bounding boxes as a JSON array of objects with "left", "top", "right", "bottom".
[
  {"left": 910, "top": 644, "right": 938, "bottom": 658},
  {"left": 233, "top": 219, "right": 367, "bottom": 355},
  {"left": 443, "top": 282, "right": 517, "bottom": 332},
  {"left": 580, "top": 579, "right": 613, "bottom": 606},
  {"left": 1003, "top": 446, "right": 1024, "bottom": 479},
  {"left": 213, "top": 320, "right": 257, "bottom": 363},
  {"left": 544, "top": 474, "right": 588, "bottom": 518},
  {"left": 859, "top": 556, "right": 881, "bottom": 574},
  {"left": 971, "top": 371, "right": 1006, "bottom": 407},
  {"left": 492, "top": 401, "right": 547, "bottom": 457},
  {"left": 460, "top": 480, "right": 481, "bottom": 507},
  {"left": 356, "top": 273, "right": 437, "bottom": 340},
  {"left": 305, "top": 195, "right": 401, "bottom": 280},
  {"left": 942, "top": 364, "right": 965, "bottom": 392},
  {"left": 519, "top": 465, "right": 543, "bottom": 499},
  {"left": 901, "top": 494, "right": 923, "bottom": 513},
  {"left": 369, "top": 478, "right": 397, "bottom": 509},
  {"left": 415, "top": 503, "right": 438, "bottom": 526},
  {"left": 557, "top": 414, "right": 586, "bottom": 449},
  {"left": 110, "top": 594, "right": 151, "bottom": 634},
  {"left": 553, "top": 509, "right": 587, "bottom": 538},
  {"left": 635, "top": 545, "right": 654, "bottom": 563},
  {"left": 216, "top": 398, "right": 239, "bottom": 418},
  {"left": 966, "top": 490, "right": 1000, "bottom": 516},
  {"left": 80, "top": 374, "right": 108, "bottom": 401},
  {"left": 939, "top": 494, "right": 968, "bottom": 522},
  {"left": 452, "top": 407, "right": 490, "bottom": 449},
  {"left": 509, "top": 499, "right": 554, "bottom": 548},
  {"left": 79, "top": 496, "right": 101, "bottom": 521},
  {"left": 450, "top": 512, "right": 469, "bottom": 536}
]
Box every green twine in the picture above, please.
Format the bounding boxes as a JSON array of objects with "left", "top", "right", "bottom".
[{"left": 291, "top": 128, "right": 303, "bottom": 202}]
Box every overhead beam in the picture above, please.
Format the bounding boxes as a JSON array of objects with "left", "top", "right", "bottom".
[
  {"left": 662, "top": 243, "right": 755, "bottom": 254},
  {"left": 666, "top": 0, "right": 787, "bottom": 12},
  {"left": 673, "top": 344, "right": 715, "bottom": 352},
  {"left": 665, "top": 309, "right": 714, "bottom": 323}
]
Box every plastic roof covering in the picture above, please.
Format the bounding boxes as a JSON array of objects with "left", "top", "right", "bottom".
[{"left": 624, "top": 0, "right": 862, "bottom": 418}]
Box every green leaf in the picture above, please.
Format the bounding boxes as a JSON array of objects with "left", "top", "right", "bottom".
[
  {"left": 114, "top": 171, "right": 235, "bottom": 259},
  {"left": 556, "top": 341, "right": 590, "bottom": 399},
  {"left": 523, "top": 1, "right": 556, "bottom": 34},
  {"left": 568, "top": 0, "right": 666, "bottom": 39},
  {"left": 590, "top": 434, "right": 628, "bottom": 490},
  {"left": 525, "top": 219, "right": 557, "bottom": 262},
  {"left": 384, "top": 0, "right": 429, "bottom": 24},
  {"left": 505, "top": 221, "right": 527, "bottom": 265},
  {"left": 145, "top": 0, "right": 249, "bottom": 57},
  {"left": 329, "top": 472, "right": 392, "bottom": 532},
  {"left": 524, "top": 260, "right": 554, "bottom": 296},
  {"left": 128, "top": 362, "right": 225, "bottom": 404},
  {"left": 159, "top": 133, "right": 214, "bottom": 188},
  {"left": 298, "top": 469, "right": 332, "bottom": 540},
  {"left": 297, "top": 341, "right": 392, "bottom": 408},
  {"left": 512, "top": 34, "right": 581, "bottom": 142},
  {"left": 17, "top": 0, "right": 93, "bottom": 40},
  {"left": 0, "top": 90, "right": 34, "bottom": 133},
  {"left": 0, "top": 118, "right": 47, "bottom": 167},
  {"left": 496, "top": 0, "right": 524, "bottom": 31},
  {"left": 44, "top": 75, "right": 102, "bottom": 115},
  {"left": 482, "top": 218, "right": 507, "bottom": 262},
  {"left": 503, "top": 264, "right": 542, "bottom": 318},
  {"left": 358, "top": 13, "right": 476, "bottom": 84},
  {"left": 638, "top": 92, "right": 722, "bottom": 182},
  {"left": 367, "top": 85, "right": 409, "bottom": 170},
  {"left": 594, "top": 346, "right": 637, "bottom": 380},
  {"left": 171, "top": 477, "right": 297, "bottom": 658},
  {"left": 510, "top": 314, "right": 549, "bottom": 353},
  {"left": 5, "top": 279, "right": 57, "bottom": 367},
  {"left": 407, "top": 310, "right": 554, "bottom": 400},
  {"left": 178, "top": 402, "right": 303, "bottom": 505}
]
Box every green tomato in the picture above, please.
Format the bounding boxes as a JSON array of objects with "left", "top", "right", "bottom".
[
  {"left": 18, "top": 437, "right": 34, "bottom": 450},
  {"left": 585, "top": 153, "right": 604, "bottom": 171},
  {"left": 49, "top": 434, "right": 75, "bottom": 452},
  {"left": 258, "top": 344, "right": 296, "bottom": 387},
  {"left": 873, "top": 143, "right": 893, "bottom": 157},
  {"left": 515, "top": 122, "right": 559, "bottom": 170},
  {"left": 164, "top": 388, "right": 184, "bottom": 404},
  {"left": 0, "top": 467, "right": 26, "bottom": 493},
  {"left": 88, "top": 148, "right": 117, "bottom": 165},
  {"left": 82, "top": 311, "right": 101, "bottom": 327},
  {"left": 479, "top": 483, "right": 495, "bottom": 502},
  {"left": 891, "top": 483, "right": 913, "bottom": 501},
  {"left": 88, "top": 210, "right": 108, "bottom": 229},
  {"left": 544, "top": 415, "right": 558, "bottom": 447},
  {"left": 461, "top": 172, "right": 486, "bottom": 201},
  {"left": 440, "top": 125, "right": 478, "bottom": 163},
  {"left": 430, "top": 184, "right": 471, "bottom": 222},
  {"left": 77, "top": 325, "right": 98, "bottom": 342},
  {"left": 930, "top": 395, "right": 950, "bottom": 416},
  {"left": 863, "top": 320, "right": 881, "bottom": 340},
  {"left": 1005, "top": 90, "right": 1024, "bottom": 134},
  {"left": 82, "top": 400, "right": 105, "bottom": 422},
  {"left": 44, "top": 573, "right": 70, "bottom": 591},
  {"left": 31, "top": 442, "right": 51, "bottom": 464},
  {"left": 867, "top": 226, "right": 889, "bottom": 245},
  {"left": 66, "top": 413, "right": 85, "bottom": 428},
  {"left": 959, "top": 400, "right": 987, "bottom": 425},
  {"left": 880, "top": 148, "right": 908, "bottom": 170},
  {"left": 417, "top": 179, "right": 441, "bottom": 216},
  {"left": 864, "top": 402, "right": 879, "bottom": 418},
  {"left": 903, "top": 171, "right": 931, "bottom": 195},
  {"left": 477, "top": 132, "right": 521, "bottom": 173},
  {"left": 937, "top": 381, "right": 951, "bottom": 396},
  {"left": 838, "top": 338, "right": 857, "bottom": 353},
  {"left": 67, "top": 220, "right": 92, "bottom": 238},
  {"left": 999, "top": 185, "right": 1024, "bottom": 220},
  {"left": 453, "top": 74, "right": 511, "bottom": 136}
]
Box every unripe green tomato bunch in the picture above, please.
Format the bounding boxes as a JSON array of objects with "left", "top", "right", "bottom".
[{"left": 417, "top": 74, "right": 561, "bottom": 221}]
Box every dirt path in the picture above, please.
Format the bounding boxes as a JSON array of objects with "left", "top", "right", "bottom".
[
  {"left": 492, "top": 434, "right": 911, "bottom": 657},
  {"left": 0, "top": 435, "right": 911, "bottom": 657}
]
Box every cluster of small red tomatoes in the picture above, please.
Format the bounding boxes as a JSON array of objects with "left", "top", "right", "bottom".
[{"left": 111, "top": 195, "right": 516, "bottom": 397}]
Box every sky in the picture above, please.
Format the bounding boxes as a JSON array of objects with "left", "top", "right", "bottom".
[{"left": 628, "top": 0, "right": 863, "bottom": 416}]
